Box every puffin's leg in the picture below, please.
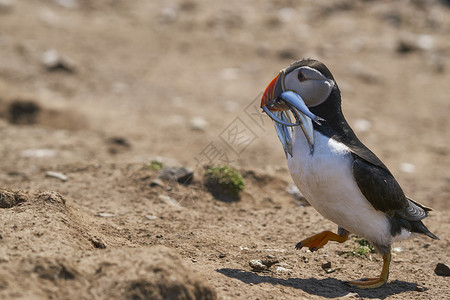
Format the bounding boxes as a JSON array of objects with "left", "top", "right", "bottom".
[
  {"left": 347, "top": 252, "right": 391, "bottom": 289},
  {"left": 295, "top": 228, "right": 349, "bottom": 252}
]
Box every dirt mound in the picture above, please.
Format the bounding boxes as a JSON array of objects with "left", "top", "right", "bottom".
[
  {"left": 85, "top": 247, "right": 217, "bottom": 300},
  {"left": 0, "top": 188, "right": 28, "bottom": 208},
  {"left": 0, "top": 189, "right": 217, "bottom": 299},
  {"left": 0, "top": 247, "right": 216, "bottom": 300}
]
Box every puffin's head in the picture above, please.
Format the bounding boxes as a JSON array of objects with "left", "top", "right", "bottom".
[{"left": 261, "top": 59, "right": 336, "bottom": 111}]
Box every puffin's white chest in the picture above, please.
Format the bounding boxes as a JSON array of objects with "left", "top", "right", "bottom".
[{"left": 287, "top": 128, "right": 394, "bottom": 246}]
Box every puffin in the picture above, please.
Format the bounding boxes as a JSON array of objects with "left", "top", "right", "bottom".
[{"left": 260, "top": 58, "right": 438, "bottom": 289}]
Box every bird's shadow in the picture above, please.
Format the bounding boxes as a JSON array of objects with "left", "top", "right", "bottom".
[{"left": 216, "top": 268, "right": 422, "bottom": 299}]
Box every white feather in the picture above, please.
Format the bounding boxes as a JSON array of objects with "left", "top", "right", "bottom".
[{"left": 287, "top": 127, "right": 395, "bottom": 247}]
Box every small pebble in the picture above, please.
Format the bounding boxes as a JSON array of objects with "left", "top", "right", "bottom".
[
  {"left": 249, "top": 260, "right": 267, "bottom": 272},
  {"left": 399, "top": 162, "right": 416, "bottom": 173},
  {"left": 434, "top": 263, "right": 450, "bottom": 276},
  {"left": 158, "top": 166, "right": 193, "bottom": 185},
  {"left": 21, "top": 149, "right": 57, "bottom": 158},
  {"left": 42, "top": 49, "right": 76, "bottom": 72},
  {"left": 321, "top": 261, "right": 332, "bottom": 270},
  {"left": 219, "top": 253, "right": 226, "bottom": 258},
  {"left": 415, "top": 285, "right": 425, "bottom": 292},
  {"left": 150, "top": 178, "right": 164, "bottom": 187},
  {"left": 276, "top": 266, "right": 292, "bottom": 273},
  {"left": 45, "top": 171, "right": 68, "bottom": 182},
  {"left": 189, "top": 116, "right": 208, "bottom": 131},
  {"left": 353, "top": 119, "right": 372, "bottom": 132},
  {"left": 90, "top": 237, "right": 106, "bottom": 249},
  {"left": 261, "top": 255, "right": 279, "bottom": 268},
  {"left": 95, "top": 212, "right": 115, "bottom": 218},
  {"left": 145, "top": 215, "right": 157, "bottom": 220},
  {"left": 158, "top": 194, "right": 181, "bottom": 208}
]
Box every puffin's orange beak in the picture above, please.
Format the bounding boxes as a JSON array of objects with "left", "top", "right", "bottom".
[{"left": 260, "top": 72, "right": 287, "bottom": 111}]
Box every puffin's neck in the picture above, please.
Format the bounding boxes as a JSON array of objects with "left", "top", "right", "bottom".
[
  {"left": 309, "top": 87, "right": 355, "bottom": 141},
  {"left": 310, "top": 86, "right": 389, "bottom": 171}
]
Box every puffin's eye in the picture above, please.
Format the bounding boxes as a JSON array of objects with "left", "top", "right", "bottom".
[{"left": 297, "top": 71, "right": 307, "bottom": 82}]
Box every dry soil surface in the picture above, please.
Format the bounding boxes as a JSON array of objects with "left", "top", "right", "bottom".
[{"left": 0, "top": 1, "right": 449, "bottom": 299}]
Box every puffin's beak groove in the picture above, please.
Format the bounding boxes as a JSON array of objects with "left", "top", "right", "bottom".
[
  {"left": 261, "top": 73, "right": 279, "bottom": 109},
  {"left": 260, "top": 70, "right": 286, "bottom": 110}
]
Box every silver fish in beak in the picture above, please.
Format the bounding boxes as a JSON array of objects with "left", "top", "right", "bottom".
[{"left": 260, "top": 72, "right": 323, "bottom": 155}]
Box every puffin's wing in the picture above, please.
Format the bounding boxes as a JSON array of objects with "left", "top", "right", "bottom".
[{"left": 351, "top": 155, "right": 408, "bottom": 212}]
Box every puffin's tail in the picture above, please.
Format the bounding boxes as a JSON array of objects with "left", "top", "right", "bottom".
[{"left": 411, "top": 221, "right": 439, "bottom": 240}]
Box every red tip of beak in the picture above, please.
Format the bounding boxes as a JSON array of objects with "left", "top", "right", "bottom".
[{"left": 261, "top": 74, "right": 280, "bottom": 108}]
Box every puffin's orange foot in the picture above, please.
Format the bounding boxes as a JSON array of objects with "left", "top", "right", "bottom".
[
  {"left": 347, "top": 277, "right": 387, "bottom": 289},
  {"left": 295, "top": 230, "right": 348, "bottom": 252},
  {"left": 346, "top": 253, "right": 391, "bottom": 289}
]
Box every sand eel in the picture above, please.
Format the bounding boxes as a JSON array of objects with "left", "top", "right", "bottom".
[{"left": 260, "top": 58, "right": 439, "bottom": 289}]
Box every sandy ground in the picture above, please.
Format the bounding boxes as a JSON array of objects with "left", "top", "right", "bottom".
[{"left": 0, "top": 0, "right": 449, "bottom": 299}]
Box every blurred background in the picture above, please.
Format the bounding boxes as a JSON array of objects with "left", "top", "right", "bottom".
[{"left": 0, "top": 0, "right": 449, "bottom": 209}]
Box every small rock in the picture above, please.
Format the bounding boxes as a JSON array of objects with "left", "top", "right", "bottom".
[
  {"left": 249, "top": 260, "right": 267, "bottom": 272},
  {"left": 189, "top": 116, "right": 208, "bottom": 131},
  {"left": 415, "top": 285, "right": 425, "bottom": 292},
  {"left": 145, "top": 215, "right": 157, "bottom": 220},
  {"left": 158, "top": 194, "right": 181, "bottom": 208},
  {"left": 42, "top": 49, "right": 76, "bottom": 73},
  {"left": 21, "top": 148, "right": 57, "bottom": 158},
  {"left": 8, "top": 100, "right": 41, "bottom": 125},
  {"left": 90, "top": 237, "right": 106, "bottom": 249},
  {"left": 45, "top": 171, "right": 68, "bottom": 182},
  {"left": 277, "top": 7, "right": 296, "bottom": 23},
  {"left": 399, "top": 162, "right": 416, "bottom": 173},
  {"left": 416, "top": 35, "right": 435, "bottom": 51},
  {"left": 159, "top": 2, "right": 179, "bottom": 23},
  {"left": 396, "top": 35, "right": 435, "bottom": 55},
  {"left": 321, "top": 261, "right": 332, "bottom": 270},
  {"left": 434, "top": 263, "right": 450, "bottom": 276},
  {"left": 392, "top": 247, "right": 404, "bottom": 253},
  {"left": 107, "top": 137, "right": 131, "bottom": 148},
  {"left": 156, "top": 234, "right": 163, "bottom": 238},
  {"left": 261, "top": 255, "right": 279, "bottom": 268},
  {"left": 353, "top": 118, "right": 372, "bottom": 132},
  {"left": 343, "top": 292, "right": 360, "bottom": 298},
  {"left": 150, "top": 178, "right": 164, "bottom": 187},
  {"left": 423, "top": 243, "right": 431, "bottom": 249},
  {"left": 158, "top": 166, "right": 193, "bottom": 185},
  {"left": 219, "top": 253, "right": 226, "bottom": 258},
  {"left": 95, "top": 212, "right": 115, "bottom": 218},
  {"left": 0, "top": 233, "right": 3, "bottom": 239},
  {"left": 276, "top": 266, "right": 292, "bottom": 273}
]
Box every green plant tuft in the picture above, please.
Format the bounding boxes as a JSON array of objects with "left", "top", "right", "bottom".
[
  {"left": 204, "top": 166, "right": 245, "bottom": 201},
  {"left": 146, "top": 160, "right": 164, "bottom": 171},
  {"left": 340, "top": 237, "right": 376, "bottom": 258}
]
